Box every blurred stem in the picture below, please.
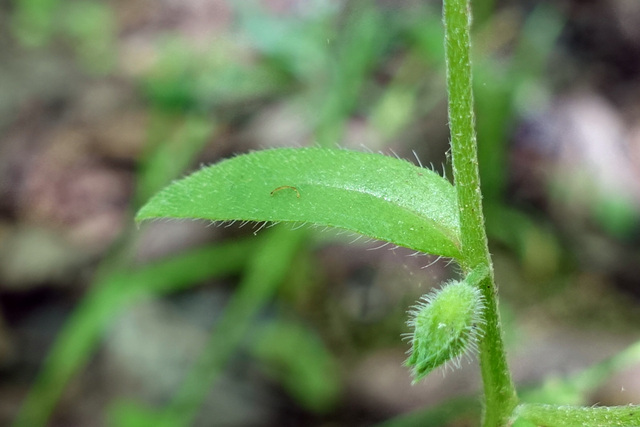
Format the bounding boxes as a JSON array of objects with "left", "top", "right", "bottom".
[{"left": 442, "top": 0, "right": 517, "bottom": 425}]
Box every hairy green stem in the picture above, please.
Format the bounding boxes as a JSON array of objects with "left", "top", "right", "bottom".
[{"left": 442, "top": 0, "right": 518, "bottom": 425}]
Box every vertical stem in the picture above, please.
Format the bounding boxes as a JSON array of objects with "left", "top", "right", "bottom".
[{"left": 442, "top": 0, "right": 518, "bottom": 425}]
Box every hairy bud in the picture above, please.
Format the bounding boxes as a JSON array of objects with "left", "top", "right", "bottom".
[{"left": 405, "top": 278, "right": 486, "bottom": 382}]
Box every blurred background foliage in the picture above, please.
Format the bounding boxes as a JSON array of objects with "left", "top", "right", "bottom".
[{"left": 1, "top": 0, "right": 640, "bottom": 426}]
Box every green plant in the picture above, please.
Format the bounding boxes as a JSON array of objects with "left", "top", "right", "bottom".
[{"left": 136, "top": 1, "right": 640, "bottom": 426}]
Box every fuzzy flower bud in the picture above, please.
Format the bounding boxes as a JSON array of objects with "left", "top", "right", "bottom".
[{"left": 405, "top": 278, "right": 486, "bottom": 382}]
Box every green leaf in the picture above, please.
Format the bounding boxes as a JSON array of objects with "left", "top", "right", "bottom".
[
  {"left": 513, "top": 403, "right": 640, "bottom": 427},
  {"left": 136, "top": 148, "right": 461, "bottom": 259}
]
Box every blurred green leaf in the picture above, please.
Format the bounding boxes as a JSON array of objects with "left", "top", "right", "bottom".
[
  {"left": 137, "top": 148, "right": 462, "bottom": 259},
  {"left": 12, "top": 0, "right": 58, "bottom": 46},
  {"left": 313, "top": 3, "right": 387, "bottom": 145},
  {"left": 13, "top": 0, "right": 116, "bottom": 73},
  {"left": 61, "top": 1, "right": 115, "bottom": 73},
  {"left": 142, "top": 39, "right": 289, "bottom": 111},
  {"left": 252, "top": 319, "right": 340, "bottom": 412},
  {"left": 238, "top": 1, "right": 333, "bottom": 80},
  {"left": 13, "top": 238, "right": 255, "bottom": 427},
  {"left": 109, "top": 402, "right": 178, "bottom": 427},
  {"left": 116, "top": 226, "right": 308, "bottom": 427},
  {"left": 137, "top": 113, "right": 216, "bottom": 205},
  {"left": 592, "top": 196, "right": 639, "bottom": 241}
]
